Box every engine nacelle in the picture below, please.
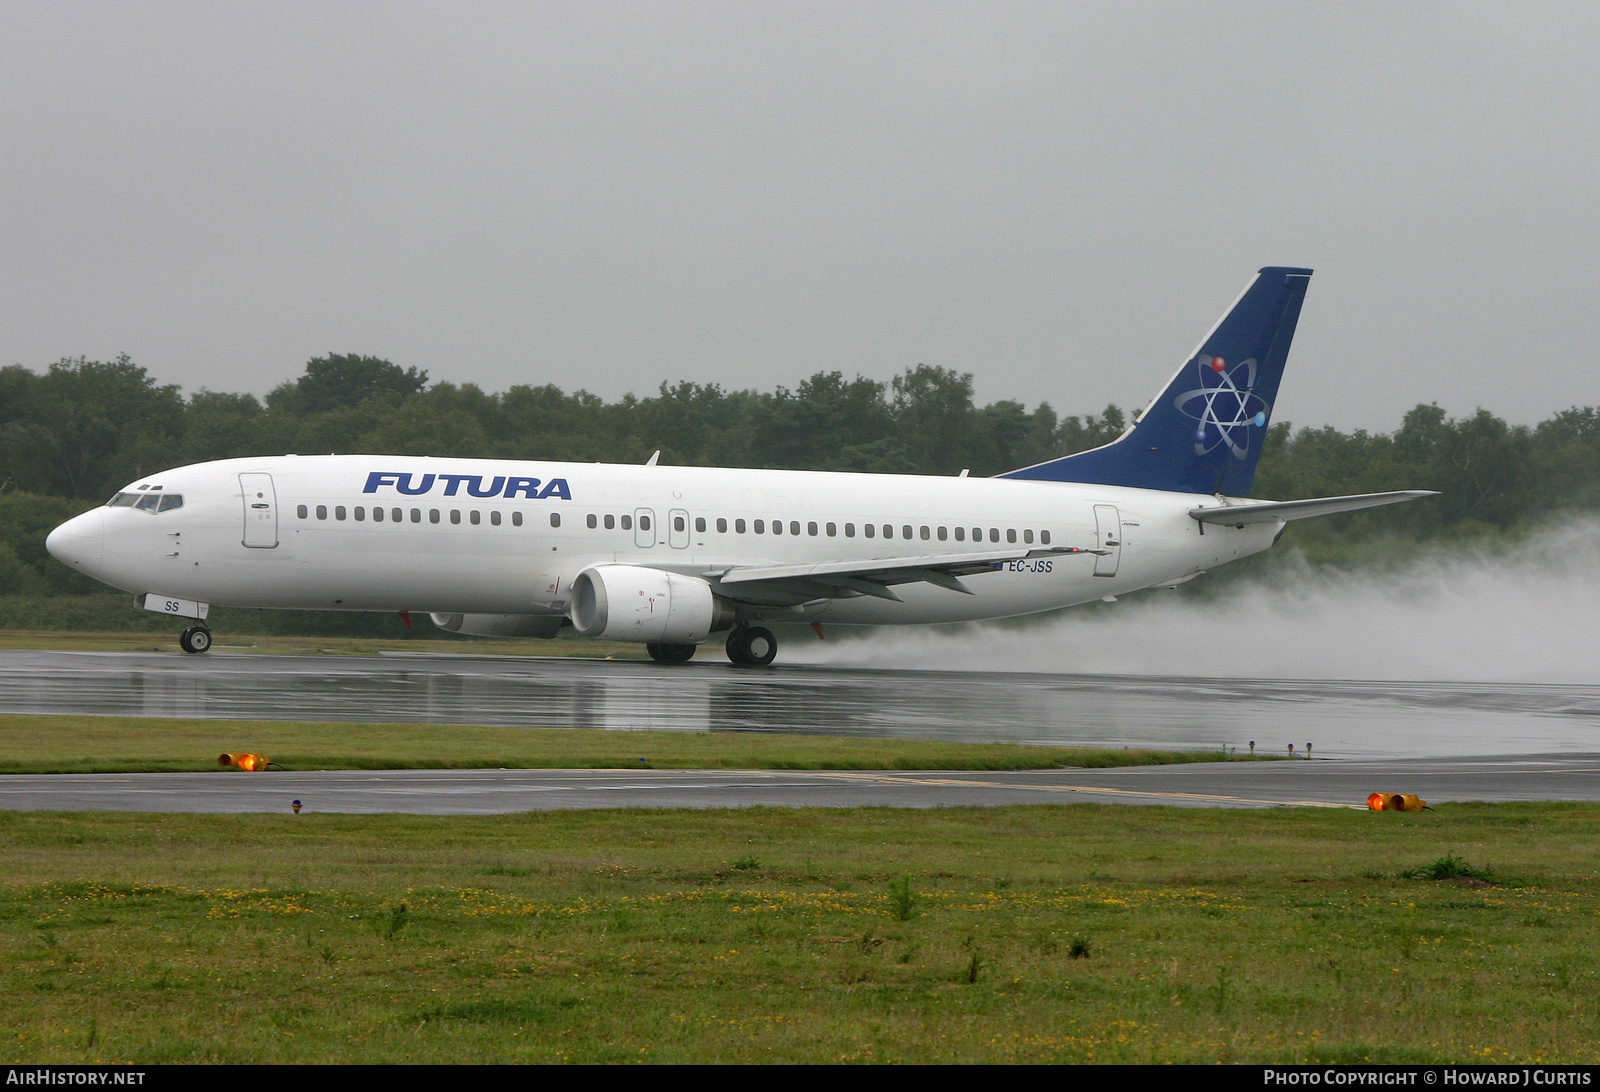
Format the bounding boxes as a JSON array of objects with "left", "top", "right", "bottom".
[
  {"left": 569, "top": 565, "right": 731, "bottom": 643},
  {"left": 429, "top": 612, "right": 566, "bottom": 639}
]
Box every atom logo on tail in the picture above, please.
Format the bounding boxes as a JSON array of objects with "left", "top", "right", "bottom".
[{"left": 1174, "top": 355, "right": 1270, "bottom": 459}]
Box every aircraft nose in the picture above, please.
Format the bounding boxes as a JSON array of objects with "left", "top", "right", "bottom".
[{"left": 46, "top": 509, "right": 105, "bottom": 571}]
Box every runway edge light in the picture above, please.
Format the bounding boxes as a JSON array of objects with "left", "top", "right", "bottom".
[
  {"left": 219, "top": 752, "right": 271, "bottom": 772},
  {"left": 1367, "top": 792, "right": 1428, "bottom": 812}
]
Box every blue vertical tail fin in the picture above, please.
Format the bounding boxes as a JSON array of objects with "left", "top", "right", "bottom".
[{"left": 1000, "top": 266, "right": 1312, "bottom": 496}]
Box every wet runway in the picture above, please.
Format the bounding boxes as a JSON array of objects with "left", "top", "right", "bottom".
[
  {"left": 4, "top": 649, "right": 1600, "bottom": 812},
  {"left": 4, "top": 649, "right": 1599, "bottom": 759}
]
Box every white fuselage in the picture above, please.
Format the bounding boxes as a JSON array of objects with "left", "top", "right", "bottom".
[{"left": 46, "top": 454, "right": 1283, "bottom": 629}]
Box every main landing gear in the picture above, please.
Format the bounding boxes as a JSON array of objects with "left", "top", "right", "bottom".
[
  {"left": 725, "top": 625, "right": 777, "bottom": 667},
  {"left": 646, "top": 642, "right": 697, "bottom": 663},
  {"left": 179, "top": 625, "right": 213, "bottom": 654},
  {"left": 644, "top": 627, "right": 779, "bottom": 667}
]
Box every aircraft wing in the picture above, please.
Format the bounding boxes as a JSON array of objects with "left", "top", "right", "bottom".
[
  {"left": 1189, "top": 490, "right": 1438, "bottom": 526},
  {"left": 705, "top": 546, "right": 1099, "bottom": 603}
]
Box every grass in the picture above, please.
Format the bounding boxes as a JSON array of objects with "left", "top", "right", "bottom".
[
  {"left": 1401, "top": 853, "right": 1500, "bottom": 885},
  {"left": 2, "top": 802, "right": 1599, "bottom": 1063},
  {"left": 0, "top": 714, "right": 1267, "bottom": 775}
]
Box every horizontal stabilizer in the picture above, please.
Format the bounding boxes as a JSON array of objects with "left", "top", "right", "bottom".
[{"left": 1189, "top": 490, "right": 1439, "bottom": 526}]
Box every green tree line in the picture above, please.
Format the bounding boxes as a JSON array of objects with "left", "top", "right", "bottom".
[
  {"left": 0, "top": 353, "right": 1124, "bottom": 499},
  {"left": 3, "top": 352, "right": 1597, "bottom": 619}
]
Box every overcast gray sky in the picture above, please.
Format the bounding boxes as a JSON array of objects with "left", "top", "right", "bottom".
[{"left": 4, "top": 1, "right": 1594, "bottom": 433}]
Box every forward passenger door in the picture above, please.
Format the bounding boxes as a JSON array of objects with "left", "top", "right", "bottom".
[{"left": 240, "top": 473, "right": 278, "bottom": 548}]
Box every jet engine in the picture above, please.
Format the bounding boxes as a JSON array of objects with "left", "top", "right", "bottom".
[
  {"left": 569, "top": 565, "right": 732, "bottom": 643},
  {"left": 429, "top": 613, "right": 566, "bottom": 639}
]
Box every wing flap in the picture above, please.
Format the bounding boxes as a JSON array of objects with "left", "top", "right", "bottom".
[
  {"left": 706, "top": 545, "right": 1100, "bottom": 604},
  {"left": 713, "top": 546, "right": 1086, "bottom": 586}
]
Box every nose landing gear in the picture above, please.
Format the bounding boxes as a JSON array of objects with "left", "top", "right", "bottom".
[{"left": 179, "top": 626, "right": 212, "bottom": 654}]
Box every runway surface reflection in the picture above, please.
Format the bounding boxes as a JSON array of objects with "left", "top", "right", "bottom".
[{"left": 4, "top": 649, "right": 1599, "bottom": 759}]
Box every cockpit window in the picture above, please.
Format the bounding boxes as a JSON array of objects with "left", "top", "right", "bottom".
[{"left": 107, "top": 491, "right": 183, "bottom": 513}]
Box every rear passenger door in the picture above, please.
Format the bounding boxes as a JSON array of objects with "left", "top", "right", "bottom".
[{"left": 1093, "top": 504, "right": 1120, "bottom": 577}]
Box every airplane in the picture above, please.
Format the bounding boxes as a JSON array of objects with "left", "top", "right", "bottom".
[{"left": 45, "top": 267, "right": 1434, "bottom": 666}]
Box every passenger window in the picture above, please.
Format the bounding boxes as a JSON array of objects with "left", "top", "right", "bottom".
[
  {"left": 1023, "top": 529, "right": 1033, "bottom": 544},
  {"left": 604, "top": 514, "right": 616, "bottom": 530},
  {"left": 808, "top": 521, "right": 818, "bottom": 536},
  {"left": 790, "top": 521, "right": 801, "bottom": 536},
  {"left": 696, "top": 517, "right": 707, "bottom": 533},
  {"left": 1041, "top": 529, "right": 1051, "bottom": 545},
  {"left": 513, "top": 512, "right": 523, "bottom": 526},
  {"left": 902, "top": 525, "right": 912, "bottom": 540},
  {"left": 937, "top": 527, "right": 947, "bottom": 541},
  {"left": 621, "top": 514, "right": 632, "bottom": 530},
  {"left": 335, "top": 506, "right": 346, "bottom": 521},
  {"left": 989, "top": 528, "right": 999, "bottom": 542},
  {"left": 715, "top": 518, "right": 726, "bottom": 533},
  {"left": 882, "top": 525, "right": 893, "bottom": 539},
  {"left": 920, "top": 526, "right": 930, "bottom": 540},
  {"left": 772, "top": 521, "right": 782, "bottom": 536},
  {"left": 391, "top": 508, "right": 402, "bottom": 522},
  {"left": 297, "top": 504, "right": 309, "bottom": 519},
  {"left": 491, "top": 511, "right": 502, "bottom": 526},
  {"left": 864, "top": 524, "right": 874, "bottom": 539},
  {"left": 550, "top": 513, "right": 560, "bottom": 528},
  {"left": 354, "top": 506, "right": 365, "bottom": 521},
  {"left": 955, "top": 527, "right": 965, "bottom": 542},
  {"left": 316, "top": 505, "right": 328, "bottom": 520},
  {"left": 675, "top": 516, "right": 686, "bottom": 532},
  {"left": 826, "top": 522, "right": 837, "bottom": 537},
  {"left": 450, "top": 510, "right": 461, "bottom": 525},
  {"left": 753, "top": 519, "right": 764, "bottom": 533},
  {"left": 734, "top": 518, "right": 745, "bottom": 533},
  {"left": 845, "top": 523, "right": 855, "bottom": 538},
  {"left": 427, "top": 509, "right": 438, "bottom": 524},
  {"left": 470, "top": 510, "right": 481, "bottom": 525},
  {"left": 587, "top": 514, "right": 597, "bottom": 529},
  {"left": 640, "top": 515, "right": 651, "bottom": 531},
  {"left": 373, "top": 507, "right": 384, "bottom": 523},
  {"left": 1007, "top": 528, "right": 1017, "bottom": 543}
]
